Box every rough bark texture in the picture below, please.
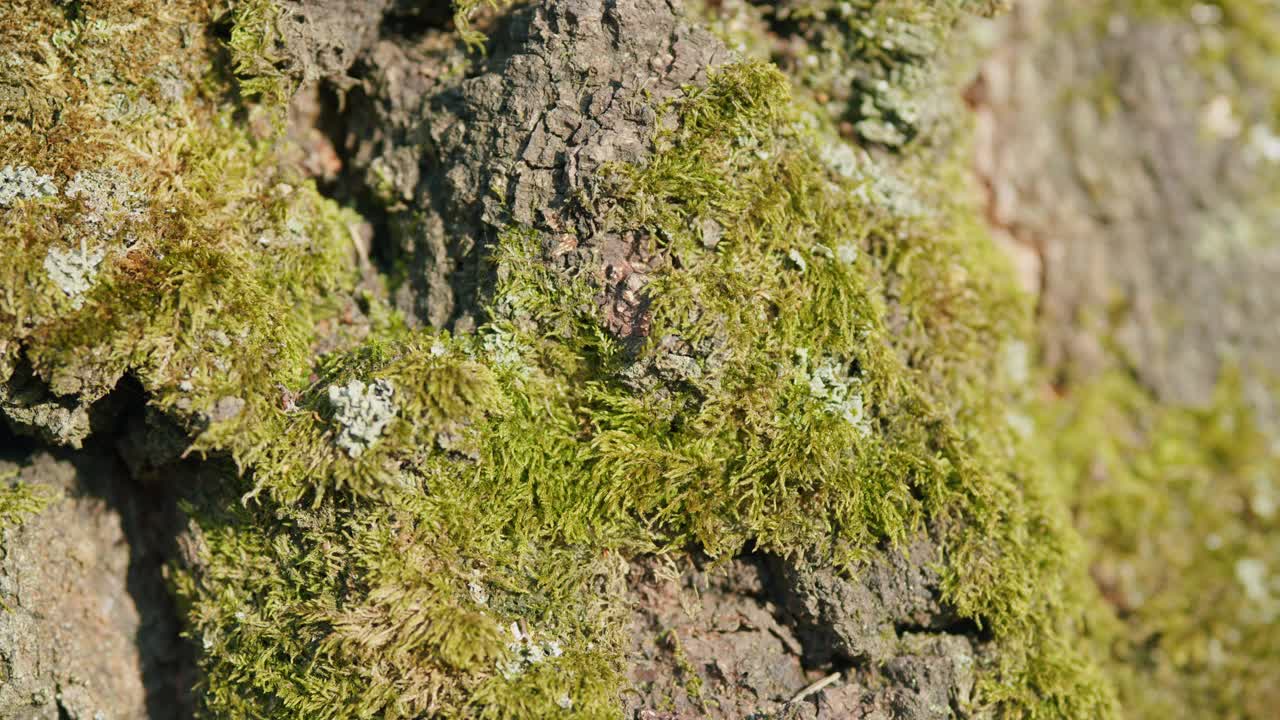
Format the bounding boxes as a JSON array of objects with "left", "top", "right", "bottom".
[
  {"left": 341, "top": 0, "right": 731, "bottom": 331},
  {"left": 279, "top": 0, "right": 390, "bottom": 81},
  {"left": 1, "top": 0, "right": 1277, "bottom": 717},
  {"left": 0, "top": 441, "right": 189, "bottom": 720},
  {"left": 623, "top": 551, "right": 977, "bottom": 720},
  {"left": 770, "top": 535, "right": 959, "bottom": 666}
]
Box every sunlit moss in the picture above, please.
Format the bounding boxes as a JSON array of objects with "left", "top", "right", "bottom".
[
  {"left": 0, "top": 0, "right": 365, "bottom": 454},
  {"left": 177, "top": 59, "right": 1115, "bottom": 717},
  {"left": 227, "top": 0, "right": 293, "bottom": 108},
  {"left": 2, "top": 1, "right": 1125, "bottom": 717}
]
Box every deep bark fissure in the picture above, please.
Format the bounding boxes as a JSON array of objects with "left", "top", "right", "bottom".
[{"left": 2, "top": 376, "right": 196, "bottom": 720}]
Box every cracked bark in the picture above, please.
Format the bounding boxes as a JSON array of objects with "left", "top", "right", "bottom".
[
  {"left": 1, "top": 1, "right": 992, "bottom": 717},
  {"left": 327, "top": 3, "right": 987, "bottom": 716},
  {"left": 9, "top": 0, "right": 1275, "bottom": 717}
]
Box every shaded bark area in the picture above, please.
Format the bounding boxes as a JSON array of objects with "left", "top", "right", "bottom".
[{"left": 0, "top": 415, "right": 193, "bottom": 720}]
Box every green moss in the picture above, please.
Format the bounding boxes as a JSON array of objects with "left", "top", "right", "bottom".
[
  {"left": 1, "top": 0, "right": 365, "bottom": 453},
  {"left": 1040, "top": 371, "right": 1280, "bottom": 718},
  {"left": 452, "top": 0, "right": 521, "bottom": 51},
  {"left": 609, "top": 61, "right": 1113, "bottom": 715},
  {"left": 1, "top": 1, "right": 1124, "bottom": 716},
  {"left": 173, "top": 58, "right": 1115, "bottom": 717},
  {"left": 226, "top": 0, "right": 293, "bottom": 108},
  {"left": 175, "top": 456, "right": 628, "bottom": 718},
  {"left": 0, "top": 480, "right": 60, "bottom": 531},
  {"left": 232, "top": 332, "right": 506, "bottom": 504}
]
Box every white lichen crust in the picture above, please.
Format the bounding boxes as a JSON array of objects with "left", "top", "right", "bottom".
[
  {"left": 498, "top": 622, "right": 564, "bottom": 680},
  {"left": 796, "top": 349, "right": 869, "bottom": 434},
  {"left": 0, "top": 165, "right": 58, "bottom": 207},
  {"left": 327, "top": 378, "right": 397, "bottom": 457},
  {"left": 64, "top": 169, "right": 146, "bottom": 234},
  {"left": 43, "top": 244, "right": 107, "bottom": 308}
]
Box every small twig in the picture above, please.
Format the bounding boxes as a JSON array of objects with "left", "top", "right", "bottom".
[{"left": 789, "top": 671, "right": 842, "bottom": 704}]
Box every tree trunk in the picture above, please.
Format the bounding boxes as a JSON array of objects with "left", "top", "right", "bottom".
[{"left": 1, "top": 0, "right": 1276, "bottom": 718}]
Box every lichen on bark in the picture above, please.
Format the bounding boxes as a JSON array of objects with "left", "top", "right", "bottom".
[
  {"left": 164, "top": 0, "right": 1113, "bottom": 715},
  {"left": 2, "top": 0, "right": 1275, "bottom": 718}
]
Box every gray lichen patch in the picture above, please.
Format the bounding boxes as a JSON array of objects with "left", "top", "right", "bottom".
[
  {"left": 498, "top": 621, "right": 565, "bottom": 680},
  {"left": 795, "top": 348, "right": 869, "bottom": 433},
  {"left": 0, "top": 164, "right": 58, "bottom": 207},
  {"left": 479, "top": 328, "right": 525, "bottom": 371},
  {"left": 43, "top": 243, "right": 107, "bottom": 308},
  {"left": 64, "top": 168, "right": 147, "bottom": 234},
  {"left": 327, "top": 378, "right": 396, "bottom": 457},
  {"left": 819, "top": 137, "right": 860, "bottom": 179}
]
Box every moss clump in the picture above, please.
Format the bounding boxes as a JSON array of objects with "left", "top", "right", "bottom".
[
  {"left": 2, "top": 1, "right": 1121, "bottom": 716},
  {"left": 1040, "top": 371, "right": 1280, "bottom": 718},
  {"left": 232, "top": 332, "right": 503, "bottom": 504},
  {"left": 1, "top": 0, "right": 366, "bottom": 451},
  {"left": 226, "top": 0, "right": 293, "bottom": 107},
  {"left": 175, "top": 459, "right": 628, "bottom": 718},
  {"left": 174, "top": 58, "right": 1116, "bottom": 717},
  {"left": 606, "top": 60, "right": 1114, "bottom": 717},
  {"left": 0, "top": 479, "right": 60, "bottom": 531}
]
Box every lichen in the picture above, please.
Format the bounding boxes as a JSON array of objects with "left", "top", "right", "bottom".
[
  {"left": 64, "top": 168, "right": 146, "bottom": 229},
  {"left": 794, "top": 348, "right": 870, "bottom": 432},
  {"left": 0, "top": 480, "right": 61, "bottom": 531},
  {"left": 42, "top": 243, "right": 107, "bottom": 308},
  {"left": 499, "top": 622, "right": 565, "bottom": 680},
  {"left": 0, "top": 165, "right": 58, "bottom": 207},
  {"left": 327, "top": 378, "right": 397, "bottom": 457}
]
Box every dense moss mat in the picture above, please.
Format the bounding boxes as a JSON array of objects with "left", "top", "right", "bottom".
[
  {"left": 167, "top": 49, "right": 1115, "bottom": 715},
  {"left": 0, "top": 0, "right": 363, "bottom": 451},
  {"left": 0, "top": 0, "right": 1119, "bottom": 716}
]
